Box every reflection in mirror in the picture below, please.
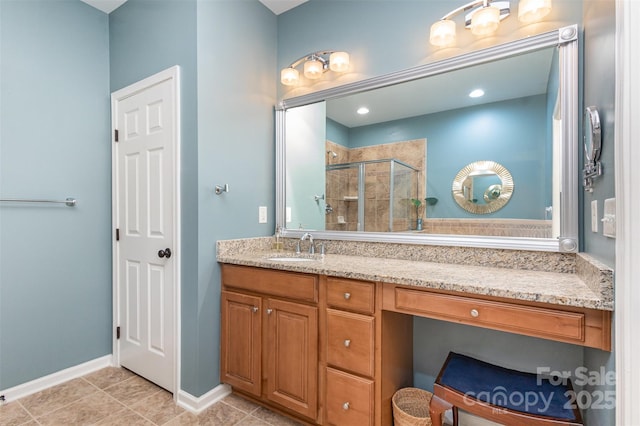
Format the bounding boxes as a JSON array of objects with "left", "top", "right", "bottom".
[
  {"left": 277, "top": 26, "right": 579, "bottom": 251},
  {"left": 286, "top": 47, "right": 557, "bottom": 238},
  {"left": 452, "top": 161, "right": 514, "bottom": 215}
]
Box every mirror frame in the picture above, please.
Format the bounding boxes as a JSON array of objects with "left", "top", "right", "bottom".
[
  {"left": 276, "top": 25, "right": 579, "bottom": 252},
  {"left": 452, "top": 161, "right": 514, "bottom": 214}
]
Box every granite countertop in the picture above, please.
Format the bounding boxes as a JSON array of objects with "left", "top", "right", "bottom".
[{"left": 217, "top": 239, "right": 614, "bottom": 311}]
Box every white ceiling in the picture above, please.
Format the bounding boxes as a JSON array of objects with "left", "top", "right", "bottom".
[
  {"left": 81, "top": 0, "right": 306, "bottom": 15},
  {"left": 327, "top": 47, "right": 556, "bottom": 128},
  {"left": 80, "top": 0, "right": 127, "bottom": 13},
  {"left": 259, "top": 0, "right": 307, "bottom": 15}
]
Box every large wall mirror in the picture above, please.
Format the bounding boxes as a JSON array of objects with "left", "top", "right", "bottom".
[{"left": 276, "top": 26, "right": 579, "bottom": 252}]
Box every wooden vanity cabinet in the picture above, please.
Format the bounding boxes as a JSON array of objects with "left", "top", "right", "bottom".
[
  {"left": 221, "top": 265, "right": 319, "bottom": 421},
  {"left": 324, "top": 277, "right": 377, "bottom": 426},
  {"left": 323, "top": 277, "right": 413, "bottom": 426}
]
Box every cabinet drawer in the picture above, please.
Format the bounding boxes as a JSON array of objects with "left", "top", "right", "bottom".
[
  {"left": 393, "top": 287, "right": 585, "bottom": 343},
  {"left": 222, "top": 264, "right": 317, "bottom": 303},
  {"left": 326, "top": 367, "right": 373, "bottom": 426},
  {"left": 327, "top": 277, "right": 375, "bottom": 314},
  {"left": 327, "top": 309, "right": 375, "bottom": 377}
]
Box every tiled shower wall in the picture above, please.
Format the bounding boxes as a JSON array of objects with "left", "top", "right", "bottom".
[{"left": 325, "top": 139, "right": 426, "bottom": 232}]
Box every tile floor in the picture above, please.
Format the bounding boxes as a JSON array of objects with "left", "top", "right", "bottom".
[{"left": 0, "top": 367, "right": 303, "bottom": 426}]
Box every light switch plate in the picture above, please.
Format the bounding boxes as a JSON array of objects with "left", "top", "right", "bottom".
[
  {"left": 286, "top": 207, "right": 292, "bottom": 223},
  {"left": 591, "top": 200, "right": 598, "bottom": 233},
  {"left": 258, "top": 206, "right": 267, "bottom": 224},
  {"left": 603, "top": 198, "right": 616, "bottom": 238}
]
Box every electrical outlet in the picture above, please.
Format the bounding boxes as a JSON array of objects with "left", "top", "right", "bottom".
[
  {"left": 286, "top": 207, "right": 292, "bottom": 223},
  {"left": 591, "top": 200, "right": 598, "bottom": 233},
  {"left": 258, "top": 206, "right": 267, "bottom": 224}
]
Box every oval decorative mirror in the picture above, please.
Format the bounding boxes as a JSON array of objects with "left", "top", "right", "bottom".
[{"left": 452, "top": 161, "right": 514, "bottom": 214}]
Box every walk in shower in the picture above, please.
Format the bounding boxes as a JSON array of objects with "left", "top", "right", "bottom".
[{"left": 325, "top": 158, "right": 419, "bottom": 232}]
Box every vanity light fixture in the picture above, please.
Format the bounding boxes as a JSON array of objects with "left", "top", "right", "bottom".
[
  {"left": 280, "top": 50, "right": 350, "bottom": 86},
  {"left": 518, "top": 0, "right": 552, "bottom": 23},
  {"left": 429, "top": 0, "right": 552, "bottom": 47}
]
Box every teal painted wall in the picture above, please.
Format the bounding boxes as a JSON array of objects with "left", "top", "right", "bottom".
[
  {"left": 581, "top": 1, "right": 615, "bottom": 425},
  {"left": 0, "top": 0, "right": 111, "bottom": 389},
  {"left": 347, "top": 95, "right": 550, "bottom": 220},
  {"left": 196, "top": 0, "right": 277, "bottom": 396},
  {"left": 110, "top": 0, "right": 277, "bottom": 396},
  {"left": 326, "top": 118, "right": 349, "bottom": 146},
  {"left": 109, "top": 0, "right": 201, "bottom": 395},
  {"left": 278, "top": 0, "right": 583, "bottom": 99},
  {"left": 582, "top": 0, "right": 615, "bottom": 268}
]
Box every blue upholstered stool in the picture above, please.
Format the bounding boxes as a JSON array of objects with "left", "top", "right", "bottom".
[{"left": 429, "top": 352, "right": 583, "bottom": 426}]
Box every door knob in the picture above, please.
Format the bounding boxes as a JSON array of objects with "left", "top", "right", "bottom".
[{"left": 158, "top": 248, "right": 172, "bottom": 259}]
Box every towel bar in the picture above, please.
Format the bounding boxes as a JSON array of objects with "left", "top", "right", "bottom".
[{"left": 0, "top": 197, "right": 77, "bottom": 207}]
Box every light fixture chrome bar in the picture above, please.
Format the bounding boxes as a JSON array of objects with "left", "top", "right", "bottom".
[
  {"left": 286, "top": 50, "right": 336, "bottom": 70},
  {"left": 0, "top": 197, "right": 77, "bottom": 206},
  {"left": 437, "top": 0, "right": 511, "bottom": 28},
  {"left": 440, "top": 0, "right": 487, "bottom": 20}
]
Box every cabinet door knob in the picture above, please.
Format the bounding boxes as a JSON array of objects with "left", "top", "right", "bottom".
[
  {"left": 470, "top": 309, "right": 479, "bottom": 317},
  {"left": 344, "top": 339, "right": 351, "bottom": 348},
  {"left": 342, "top": 402, "right": 350, "bottom": 410},
  {"left": 267, "top": 309, "right": 273, "bottom": 315},
  {"left": 251, "top": 306, "right": 258, "bottom": 313},
  {"left": 344, "top": 292, "right": 351, "bottom": 300}
]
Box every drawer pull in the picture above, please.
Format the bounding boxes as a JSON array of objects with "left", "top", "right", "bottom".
[
  {"left": 342, "top": 402, "right": 350, "bottom": 410},
  {"left": 251, "top": 306, "right": 258, "bottom": 313},
  {"left": 344, "top": 339, "right": 351, "bottom": 348},
  {"left": 344, "top": 292, "right": 351, "bottom": 300},
  {"left": 267, "top": 308, "right": 273, "bottom": 315},
  {"left": 470, "top": 309, "right": 479, "bottom": 318}
]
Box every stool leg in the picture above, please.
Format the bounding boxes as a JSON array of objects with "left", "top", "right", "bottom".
[{"left": 429, "top": 394, "right": 453, "bottom": 426}]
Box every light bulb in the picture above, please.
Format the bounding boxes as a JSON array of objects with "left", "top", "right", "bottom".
[
  {"left": 430, "top": 19, "right": 456, "bottom": 47},
  {"left": 471, "top": 6, "right": 500, "bottom": 36},
  {"left": 304, "top": 59, "right": 323, "bottom": 79},
  {"left": 280, "top": 67, "right": 299, "bottom": 86},
  {"left": 329, "top": 52, "right": 350, "bottom": 72},
  {"left": 518, "top": 0, "right": 552, "bottom": 24}
]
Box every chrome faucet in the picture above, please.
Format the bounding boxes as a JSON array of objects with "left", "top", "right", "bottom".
[{"left": 296, "top": 232, "right": 314, "bottom": 254}]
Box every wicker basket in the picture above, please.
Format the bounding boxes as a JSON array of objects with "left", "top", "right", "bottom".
[{"left": 392, "top": 387, "right": 433, "bottom": 426}]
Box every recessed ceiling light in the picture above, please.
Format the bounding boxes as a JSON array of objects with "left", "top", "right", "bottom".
[
  {"left": 357, "top": 107, "right": 370, "bottom": 115},
  {"left": 469, "top": 89, "right": 485, "bottom": 98}
]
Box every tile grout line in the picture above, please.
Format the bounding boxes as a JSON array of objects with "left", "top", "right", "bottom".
[
  {"left": 88, "top": 375, "right": 169, "bottom": 425},
  {"left": 16, "top": 399, "right": 41, "bottom": 426}
]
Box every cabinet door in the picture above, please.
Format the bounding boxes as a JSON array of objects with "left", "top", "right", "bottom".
[
  {"left": 221, "top": 291, "right": 262, "bottom": 396},
  {"left": 266, "top": 298, "right": 318, "bottom": 420}
]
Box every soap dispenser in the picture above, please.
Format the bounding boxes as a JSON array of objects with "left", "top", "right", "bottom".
[{"left": 273, "top": 225, "right": 284, "bottom": 251}]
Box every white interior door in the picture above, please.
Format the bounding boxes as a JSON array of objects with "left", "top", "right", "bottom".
[{"left": 112, "top": 67, "right": 180, "bottom": 393}]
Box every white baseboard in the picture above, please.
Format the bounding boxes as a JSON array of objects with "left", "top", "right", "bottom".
[
  {"left": 0, "top": 355, "right": 113, "bottom": 403},
  {"left": 176, "top": 383, "right": 231, "bottom": 414}
]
